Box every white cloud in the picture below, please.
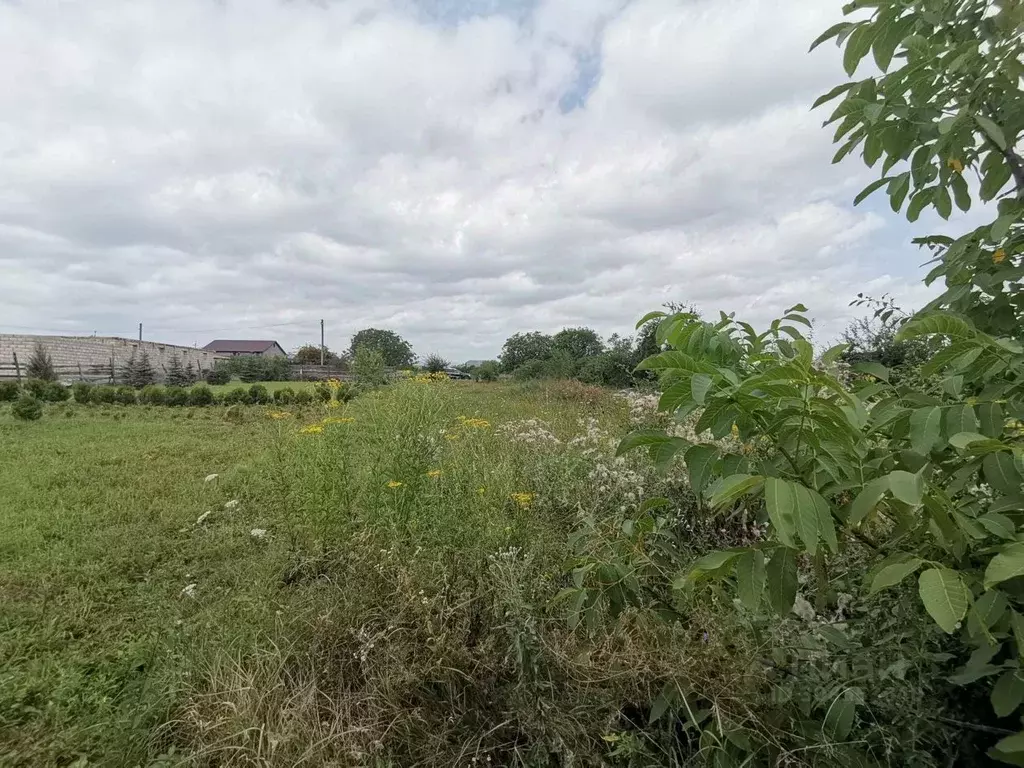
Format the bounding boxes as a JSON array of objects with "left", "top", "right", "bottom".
[{"left": 0, "top": 0, "right": 935, "bottom": 360}]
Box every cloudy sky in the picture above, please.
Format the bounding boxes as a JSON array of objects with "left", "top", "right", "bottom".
[{"left": 0, "top": 0, "right": 958, "bottom": 362}]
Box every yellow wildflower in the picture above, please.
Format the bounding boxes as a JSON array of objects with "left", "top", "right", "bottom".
[
  {"left": 326, "top": 378, "right": 342, "bottom": 390},
  {"left": 299, "top": 424, "right": 324, "bottom": 434},
  {"left": 457, "top": 415, "right": 490, "bottom": 429},
  {"left": 322, "top": 416, "right": 355, "bottom": 425},
  {"left": 267, "top": 411, "right": 291, "bottom": 419},
  {"left": 477, "top": 487, "right": 486, "bottom": 495},
  {"left": 444, "top": 433, "right": 460, "bottom": 441},
  {"left": 326, "top": 398, "right": 340, "bottom": 409},
  {"left": 947, "top": 157, "right": 964, "bottom": 174},
  {"left": 386, "top": 480, "right": 403, "bottom": 489},
  {"left": 994, "top": 248, "right": 1007, "bottom": 264},
  {"left": 426, "top": 469, "right": 442, "bottom": 478},
  {"left": 510, "top": 492, "right": 536, "bottom": 508}
]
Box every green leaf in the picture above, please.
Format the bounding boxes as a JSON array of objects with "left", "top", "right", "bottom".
[
  {"left": 635, "top": 311, "right": 666, "bottom": 329},
  {"left": 992, "top": 730, "right": 1024, "bottom": 761},
  {"left": 823, "top": 697, "right": 856, "bottom": 742},
  {"left": 938, "top": 115, "right": 957, "bottom": 135},
  {"left": 992, "top": 214, "right": 1016, "bottom": 241},
  {"left": 985, "top": 452, "right": 1023, "bottom": 495},
  {"left": 887, "top": 470, "right": 924, "bottom": 506},
  {"left": 907, "top": 188, "right": 933, "bottom": 222},
  {"left": 691, "top": 373, "right": 714, "bottom": 406},
  {"left": 849, "top": 477, "right": 888, "bottom": 525},
  {"left": 993, "top": 671, "right": 1024, "bottom": 718},
  {"left": 792, "top": 483, "right": 822, "bottom": 556},
  {"left": 684, "top": 444, "right": 718, "bottom": 495},
  {"left": 889, "top": 172, "right": 911, "bottom": 211},
  {"left": 617, "top": 430, "right": 672, "bottom": 456},
  {"left": 949, "top": 432, "right": 990, "bottom": 449},
  {"left": 764, "top": 477, "right": 798, "bottom": 548},
  {"left": 650, "top": 437, "right": 689, "bottom": 472},
  {"left": 986, "top": 543, "right": 1024, "bottom": 589},
  {"left": 1012, "top": 612, "right": 1024, "bottom": 659},
  {"left": 639, "top": 497, "right": 670, "bottom": 514},
  {"left": 709, "top": 474, "right": 764, "bottom": 508},
  {"left": 945, "top": 405, "right": 978, "bottom": 438},
  {"left": 842, "top": 24, "right": 876, "bottom": 76},
  {"left": 979, "top": 512, "right": 1016, "bottom": 540},
  {"left": 658, "top": 380, "right": 693, "bottom": 412},
  {"left": 870, "top": 558, "right": 923, "bottom": 594},
  {"left": 897, "top": 313, "right": 977, "bottom": 342},
  {"left": 918, "top": 568, "right": 969, "bottom": 634},
  {"left": 977, "top": 115, "right": 1008, "bottom": 151},
  {"left": 810, "top": 21, "right": 854, "bottom": 52},
  {"left": 812, "top": 82, "right": 858, "bottom": 109},
  {"left": 691, "top": 549, "right": 743, "bottom": 576},
  {"left": 648, "top": 682, "right": 675, "bottom": 724},
  {"left": 910, "top": 406, "right": 942, "bottom": 455},
  {"left": 767, "top": 547, "right": 798, "bottom": 616},
  {"left": 979, "top": 402, "right": 1004, "bottom": 437},
  {"left": 735, "top": 550, "right": 766, "bottom": 611},
  {"left": 635, "top": 350, "right": 699, "bottom": 372},
  {"left": 951, "top": 172, "right": 971, "bottom": 212},
  {"left": 934, "top": 185, "right": 952, "bottom": 219},
  {"left": 852, "top": 361, "right": 889, "bottom": 381},
  {"left": 854, "top": 176, "right": 892, "bottom": 205}
]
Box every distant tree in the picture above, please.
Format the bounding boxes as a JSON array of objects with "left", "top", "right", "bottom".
[
  {"left": 26, "top": 342, "right": 56, "bottom": 381},
  {"left": 352, "top": 346, "right": 388, "bottom": 387},
  {"left": 424, "top": 353, "right": 450, "bottom": 374},
  {"left": 349, "top": 328, "right": 414, "bottom": 368},
  {"left": 293, "top": 343, "right": 339, "bottom": 365},
  {"left": 165, "top": 354, "right": 188, "bottom": 387},
  {"left": 500, "top": 331, "right": 553, "bottom": 372},
  {"left": 183, "top": 361, "right": 197, "bottom": 385},
  {"left": 552, "top": 327, "right": 604, "bottom": 359},
  {"left": 474, "top": 360, "right": 501, "bottom": 382},
  {"left": 120, "top": 350, "right": 156, "bottom": 388}
]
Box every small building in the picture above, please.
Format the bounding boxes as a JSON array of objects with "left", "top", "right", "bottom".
[{"left": 202, "top": 339, "right": 287, "bottom": 358}]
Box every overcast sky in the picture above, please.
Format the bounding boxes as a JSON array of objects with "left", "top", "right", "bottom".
[{"left": 1, "top": 0, "right": 960, "bottom": 362}]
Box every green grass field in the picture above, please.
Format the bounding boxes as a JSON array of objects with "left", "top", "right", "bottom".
[{"left": 5, "top": 380, "right": 724, "bottom": 766}]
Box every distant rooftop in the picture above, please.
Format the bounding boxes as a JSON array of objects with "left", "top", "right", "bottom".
[{"left": 203, "top": 339, "right": 283, "bottom": 354}]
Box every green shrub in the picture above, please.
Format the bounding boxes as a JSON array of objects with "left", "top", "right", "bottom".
[
  {"left": 188, "top": 385, "right": 214, "bottom": 407},
  {"left": 247, "top": 384, "right": 270, "bottom": 405},
  {"left": 139, "top": 385, "right": 166, "bottom": 405},
  {"left": 511, "top": 360, "right": 547, "bottom": 381},
  {"left": 114, "top": 386, "right": 137, "bottom": 406},
  {"left": 334, "top": 382, "right": 363, "bottom": 403},
  {"left": 71, "top": 382, "right": 93, "bottom": 404},
  {"left": 91, "top": 386, "right": 117, "bottom": 404},
  {"left": 222, "top": 388, "right": 248, "bottom": 405},
  {"left": 352, "top": 347, "right": 388, "bottom": 388},
  {"left": 272, "top": 387, "right": 296, "bottom": 405},
  {"left": 294, "top": 389, "right": 313, "bottom": 405},
  {"left": 26, "top": 342, "right": 56, "bottom": 381},
  {"left": 23, "top": 379, "right": 49, "bottom": 399},
  {"left": 11, "top": 395, "right": 42, "bottom": 421},
  {"left": 164, "top": 387, "right": 189, "bottom": 407},
  {"left": 474, "top": 361, "right": 500, "bottom": 382},
  {"left": 205, "top": 368, "right": 231, "bottom": 386},
  {"left": 44, "top": 382, "right": 70, "bottom": 402},
  {"left": 0, "top": 381, "right": 20, "bottom": 402},
  {"left": 312, "top": 382, "right": 331, "bottom": 402}
]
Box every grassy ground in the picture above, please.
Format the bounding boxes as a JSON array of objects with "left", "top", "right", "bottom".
[{"left": 7, "top": 381, "right": 734, "bottom": 766}]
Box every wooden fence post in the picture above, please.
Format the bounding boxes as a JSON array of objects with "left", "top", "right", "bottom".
[{"left": 12, "top": 352, "right": 21, "bottom": 384}]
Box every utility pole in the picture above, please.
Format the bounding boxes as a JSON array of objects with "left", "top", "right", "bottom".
[
  {"left": 138, "top": 323, "right": 143, "bottom": 342},
  {"left": 320, "top": 318, "right": 325, "bottom": 366}
]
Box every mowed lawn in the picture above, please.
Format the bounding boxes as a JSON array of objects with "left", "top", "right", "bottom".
[{"left": 0, "top": 382, "right": 637, "bottom": 766}]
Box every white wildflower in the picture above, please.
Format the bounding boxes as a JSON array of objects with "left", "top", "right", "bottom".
[
  {"left": 180, "top": 583, "right": 198, "bottom": 599},
  {"left": 224, "top": 499, "right": 240, "bottom": 509},
  {"left": 204, "top": 473, "right": 219, "bottom": 483},
  {"left": 250, "top": 528, "right": 267, "bottom": 539}
]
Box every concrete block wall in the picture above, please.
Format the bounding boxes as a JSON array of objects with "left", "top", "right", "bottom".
[{"left": 0, "top": 334, "right": 224, "bottom": 382}]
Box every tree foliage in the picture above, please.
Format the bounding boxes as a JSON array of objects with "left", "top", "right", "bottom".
[
  {"left": 349, "top": 328, "right": 414, "bottom": 368},
  {"left": 552, "top": 327, "right": 604, "bottom": 359},
  {"left": 499, "top": 331, "right": 553, "bottom": 372},
  {"left": 598, "top": 3, "right": 1024, "bottom": 763},
  {"left": 423, "top": 353, "right": 450, "bottom": 374},
  {"left": 26, "top": 342, "right": 56, "bottom": 382}
]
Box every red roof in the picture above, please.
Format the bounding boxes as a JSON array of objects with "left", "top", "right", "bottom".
[{"left": 203, "top": 339, "right": 283, "bottom": 354}]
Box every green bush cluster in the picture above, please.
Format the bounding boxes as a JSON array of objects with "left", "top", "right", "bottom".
[
  {"left": 0, "top": 381, "right": 21, "bottom": 402},
  {"left": 205, "top": 368, "right": 231, "bottom": 386},
  {"left": 11, "top": 394, "right": 43, "bottom": 421},
  {"left": 218, "top": 355, "right": 290, "bottom": 383},
  {"left": 21, "top": 379, "right": 70, "bottom": 402}
]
